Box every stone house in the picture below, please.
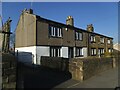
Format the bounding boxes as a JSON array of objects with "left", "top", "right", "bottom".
[{"left": 15, "top": 9, "right": 113, "bottom": 64}]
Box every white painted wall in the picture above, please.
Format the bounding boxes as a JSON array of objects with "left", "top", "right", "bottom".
[
  {"left": 83, "top": 47, "right": 87, "bottom": 57},
  {"left": 15, "top": 46, "right": 36, "bottom": 64},
  {"left": 73, "top": 47, "right": 76, "bottom": 58},
  {"left": 15, "top": 46, "right": 88, "bottom": 65},
  {"left": 36, "top": 46, "right": 49, "bottom": 65},
  {"left": 61, "top": 47, "right": 68, "bottom": 58}
]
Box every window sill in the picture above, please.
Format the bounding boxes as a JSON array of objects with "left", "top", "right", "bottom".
[
  {"left": 100, "top": 42, "right": 104, "bottom": 44},
  {"left": 75, "top": 55, "right": 83, "bottom": 57},
  {"left": 91, "top": 55, "right": 97, "bottom": 56},
  {"left": 75, "top": 39, "right": 83, "bottom": 41},
  {"left": 49, "top": 36, "right": 63, "bottom": 38},
  {"left": 91, "top": 41, "right": 96, "bottom": 43}
]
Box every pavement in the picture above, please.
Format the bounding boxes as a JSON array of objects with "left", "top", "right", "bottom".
[{"left": 54, "top": 67, "right": 118, "bottom": 88}]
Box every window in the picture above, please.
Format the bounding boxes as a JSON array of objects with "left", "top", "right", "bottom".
[
  {"left": 50, "top": 47, "right": 61, "bottom": 57},
  {"left": 91, "top": 48, "right": 96, "bottom": 56},
  {"left": 57, "top": 28, "right": 62, "bottom": 37},
  {"left": 100, "top": 37, "right": 104, "bottom": 43},
  {"left": 98, "top": 48, "right": 104, "bottom": 55},
  {"left": 75, "top": 31, "right": 83, "bottom": 40},
  {"left": 112, "top": 48, "right": 113, "bottom": 52},
  {"left": 76, "top": 47, "right": 83, "bottom": 56},
  {"left": 49, "top": 25, "right": 62, "bottom": 37},
  {"left": 90, "top": 35, "right": 96, "bottom": 42},
  {"left": 107, "top": 39, "right": 111, "bottom": 44}
]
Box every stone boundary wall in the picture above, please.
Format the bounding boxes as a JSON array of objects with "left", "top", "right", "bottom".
[
  {"left": 41, "top": 56, "right": 69, "bottom": 71},
  {"left": 2, "top": 53, "right": 17, "bottom": 90},
  {"left": 69, "top": 57, "right": 113, "bottom": 81},
  {"left": 41, "top": 56, "right": 114, "bottom": 81}
]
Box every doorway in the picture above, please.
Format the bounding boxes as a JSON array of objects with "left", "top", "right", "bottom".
[{"left": 68, "top": 47, "right": 74, "bottom": 58}]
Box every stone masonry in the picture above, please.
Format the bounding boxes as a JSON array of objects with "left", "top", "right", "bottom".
[
  {"left": 2, "top": 53, "right": 17, "bottom": 89},
  {"left": 69, "top": 57, "right": 113, "bottom": 81}
]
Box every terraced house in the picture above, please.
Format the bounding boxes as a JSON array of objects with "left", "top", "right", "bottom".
[{"left": 15, "top": 9, "right": 113, "bottom": 64}]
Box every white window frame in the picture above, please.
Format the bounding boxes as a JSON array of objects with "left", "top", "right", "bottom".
[
  {"left": 75, "top": 32, "right": 83, "bottom": 40},
  {"left": 79, "top": 33, "right": 82, "bottom": 40},
  {"left": 76, "top": 47, "right": 83, "bottom": 56},
  {"left": 50, "top": 26, "right": 56, "bottom": 37},
  {"left": 98, "top": 48, "right": 104, "bottom": 55},
  {"left": 50, "top": 47, "right": 61, "bottom": 57},
  {"left": 108, "top": 39, "right": 111, "bottom": 44},
  {"left": 90, "top": 35, "right": 95, "bottom": 42},
  {"left": 57, "top": 28, "right": 62, "bottom": 37},
  {"left": 100, "top": 37, "right": 104, "bottom": 43},
  {"left": 91, "top": 48, "right": 96, "bottom": 55},
  {"left": 49, "top": 25, "right": 62, "bottom": 37},
  {"left": 76, "top": 32, "right": 79, "bottom": 40}
]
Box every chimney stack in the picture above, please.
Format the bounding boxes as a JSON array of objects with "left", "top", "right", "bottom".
[
  {"left": 87, "top": 24, "right": 94, "bottom": 32},
  {"left": 66, "top": 16, "right": 74, "bottom": 26},
  {"left": 22, "top": 8, "right": 33, "bottom": 14}
]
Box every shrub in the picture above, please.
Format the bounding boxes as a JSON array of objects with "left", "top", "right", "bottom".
[{"left": 104, "top": 52, "right": 112, "bottom": 57}]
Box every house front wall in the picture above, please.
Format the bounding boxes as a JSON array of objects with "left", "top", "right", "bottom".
[
  {"left": 36, "top": 20, "right": 88, "bottom": 61},
  {"left": 36, "top": 20, "right": 75, "bottom": 47},
  {"left": 88, "top": 33, "right": 113, "bottom": 56},
  {"left": 15, "top": 11, "right": 113, "bottom": 65},
  {"left": 75, "top": 32, "right": 88, "bottom": 47},
  {"left": 36, "top": 46, "right": 49, "bottom": 65}
]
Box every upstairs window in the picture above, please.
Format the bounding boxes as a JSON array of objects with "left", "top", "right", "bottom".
[
  {"left": 100, "top": 37, "right": 104, "bottom": 43},
  {"left": 75, "top": 31, "right": 83, "bottom": 40},
  {"left": 91, "top": 48, "right": 96, "bottom": 56},
  {"left": 90, "top": 35, "right": 96, "bottom": 42},
  {"left": 107, "top": 39, "right": 111, "bottom": 44},
  {"left": 57, "top": 28, "right": 62, "bottom": 37},
  {"left": 49, "top": 25, "right": 62, "bottom": 37}
]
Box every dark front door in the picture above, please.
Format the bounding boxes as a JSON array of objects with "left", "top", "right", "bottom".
[{"left": 68, "top": 47, "right": 73, "bottom": 58}]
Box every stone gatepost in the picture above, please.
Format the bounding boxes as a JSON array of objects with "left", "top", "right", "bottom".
[{"left": 69, "top": 58, "right": 84, "bottom": 81}]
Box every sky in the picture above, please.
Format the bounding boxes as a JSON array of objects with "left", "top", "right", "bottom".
[{"left": 1, "top": 2, "right": 118, "bottom": 44}]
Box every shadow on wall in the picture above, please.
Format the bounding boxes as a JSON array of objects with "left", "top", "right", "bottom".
[
  {"left": 41, "top": 56, "right": 70, "bottom": 71},
  {"left": 17, "top": 55, "right": 72, "bottom": 89}
]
